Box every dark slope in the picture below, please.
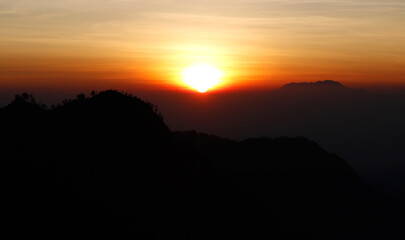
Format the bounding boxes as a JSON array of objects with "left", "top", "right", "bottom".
[
  {"left": 1, "top": 90, "right": 403, "bottom": 239},
  {"left": 172, "top": 132, "right": 403, "bottom": 239}
]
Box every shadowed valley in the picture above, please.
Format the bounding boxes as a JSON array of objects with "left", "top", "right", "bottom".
[{"left": 137, "top": 81, "right": 405, "bottom": 197}]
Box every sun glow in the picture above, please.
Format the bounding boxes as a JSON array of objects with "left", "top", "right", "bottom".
[{"left": 181, "top": 64, "right": 224, "bottom": 93}]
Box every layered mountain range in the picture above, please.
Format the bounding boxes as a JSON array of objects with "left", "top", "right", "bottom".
[{"left": 1, "top": 90, "right": 403, "bottom": 239}]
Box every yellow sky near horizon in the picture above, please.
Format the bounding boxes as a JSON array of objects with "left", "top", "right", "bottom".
[{"left": 1, "top": 0, "right": 405, "bottom": 92}]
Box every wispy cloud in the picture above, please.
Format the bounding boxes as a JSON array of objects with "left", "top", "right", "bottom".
[{"left": 0, "top": 0, "right": 404, "bottom": 87}]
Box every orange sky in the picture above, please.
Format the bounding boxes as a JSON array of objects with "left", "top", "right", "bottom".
[{"left": 1, "top": 0, "right": 405, "bottom": 93}]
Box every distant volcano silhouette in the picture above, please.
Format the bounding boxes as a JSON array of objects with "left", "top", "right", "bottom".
[{"left": 280, "top": 80, "right": 346, "bottom": 90}]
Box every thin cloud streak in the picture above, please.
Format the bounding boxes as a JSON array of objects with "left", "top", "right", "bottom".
[{"left": 0, "top": 0, "right": 404, "bottom": 90}]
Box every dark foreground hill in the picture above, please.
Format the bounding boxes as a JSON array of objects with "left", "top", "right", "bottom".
[{"left": 1, "top": 90, "right": 403, "bottom": 239}]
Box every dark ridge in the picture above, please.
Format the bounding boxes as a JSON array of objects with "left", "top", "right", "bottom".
[
  {"left": 1, "top": 90, "right": 403, "bottom": 239},
  {"left": 51, "top": 90, "right": 170, "bottom": 142},
  {"left": 2, "top": 93, "right": 46, "bottom": 113}
]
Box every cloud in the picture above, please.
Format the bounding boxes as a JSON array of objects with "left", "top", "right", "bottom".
[{"left": 0, "top": 0, "right": 404, "bottom": 87}]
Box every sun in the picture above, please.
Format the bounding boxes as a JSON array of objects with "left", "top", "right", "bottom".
[{"left": 181, "top": 64, "right": 224, "bottom": 93}]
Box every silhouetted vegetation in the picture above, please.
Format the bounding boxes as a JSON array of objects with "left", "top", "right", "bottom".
[{"left": 1, "top": 90, "right": 403, "bottom": 239}]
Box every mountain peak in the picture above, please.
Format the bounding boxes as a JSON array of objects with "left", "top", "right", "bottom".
[{"left": 280, "top": 80, "right": 346, "bottom": 90}]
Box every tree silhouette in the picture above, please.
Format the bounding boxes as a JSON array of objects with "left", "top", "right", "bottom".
[
  {"left": 76, "top": 93, "right": 86, "bottom": 100},
  {"left": 14, "top": 92, "right": 36, "bottom": 103}
]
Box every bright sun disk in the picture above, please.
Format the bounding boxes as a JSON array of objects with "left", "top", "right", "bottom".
[{"left": 181, "top": 64, "right": 223, "bottom": 93}]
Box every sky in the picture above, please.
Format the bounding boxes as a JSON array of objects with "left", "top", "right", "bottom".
[{"left": 1, "top": 0, "right": 405, "bottom": 94}]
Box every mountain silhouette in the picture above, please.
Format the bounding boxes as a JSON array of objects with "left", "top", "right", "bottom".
[
  {"left": 276, "top": 80, "right": 364, "bottom": 98},
  {"left": 1, "top": 90, "right": 403, "bottom": 239},
  {"left": 280, "top": 80, "right": 346, "bottom": 90}
]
